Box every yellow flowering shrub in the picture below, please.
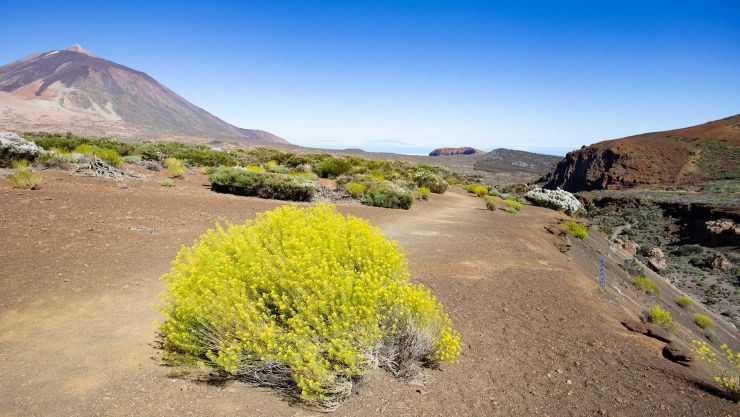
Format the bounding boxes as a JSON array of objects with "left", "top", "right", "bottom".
[
  {"left": 164, "top": 157, "right": 186, "bottom": 178},
  {"left": 159, "top": 204, "right": 460, "bottom": 409},
  {"left": 647, "top": 304, "right": 674, "bottom": 331},
  {"left": 559, "top": 221, "right": 588, "bottom": 240},
  {"left": 691, "top": 340, "right": 739, "bottom": 400}
]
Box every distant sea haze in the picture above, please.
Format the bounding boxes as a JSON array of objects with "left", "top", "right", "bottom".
[{"left": 296, "top": 140, "right": 570, "bottom": 157}]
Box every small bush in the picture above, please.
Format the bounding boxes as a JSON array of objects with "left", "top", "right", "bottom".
[
  {"left": 164, "top": 157, "right": 186, "bottom": 178},
  {"left": 160, "top": 179, "right": 174, "bottom": 187},
  {"left": 559, "top": 221, "right": 588, "bottom": 240},
  {"left": 74, "top": 143, "right": 94, "bottom": 157},
  {"left": 7, "top": 160, "right": 42, "bottom": 189},
  {"left": 624, "top": 258, "right": 645, "bottom": 276},
  {"left": 524, "top": 187, "right": 583, "bottom": 215},
  {"left": 647, "top": 305, "right": 674, "bottom": 331},
  {"left": 504, "top": 206, "right": 518, "bottom": 214},
  {"left": 692, "top": 314, "right": 715, "bottom": 330},
  {"left": 487, "top": 189, "right": 501, "bottom": 197},
  {"left": 344, "top": 182, "right": 367, "bottom": 198},
  {"left": 484, "top": 196, "right": 498, "bottom": 211},
  {"left": 701, "top": 329, "right": 719, "bottom": 343},
  {"left": 692, "top": 340, "right": 739, "bottom": 400},
  {"left": 208, "top": 166, "right": 315, "bottom": 202},
  {"left": 465, "top": 184, "right": 489, "bottom": 197},
  {"left": 675, "top": 295, "right": 692, "bottom": 309},
  {"left": 416, "top": 186, "right": 431, "bottom": 200},
  {"left": 504, "top": 199, "right": 523, "bottom": 213},
  {"left": 95, "top": 148, "right": 123, "bottom": 167},
  {"left": 0, "top": 132, "right": 46, "bottom": 166},
  {"left": 411, "top": 169, "right": 448, "bottom": 194},
  {"left": 122, "top": 155, "right": 142, "bottom": 163},
  {"left": 317, "top": 157, "right": 353, "bottom": 178},
  {"left": 159, "top": 204, "right": 460, "bottom": 409},
  {"left": 633, "top": 275, "right": 660, "bottom": 295},
  {"left": 362, "top": 182, "right": 414, "bottom": 210}
]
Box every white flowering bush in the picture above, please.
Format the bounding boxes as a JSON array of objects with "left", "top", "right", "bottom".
[
  {"left": 0, "top": 132, "right": 46, "bottom": 166},
  {"left": 525, "top": 187, "right": 583, "bottom": 214}
]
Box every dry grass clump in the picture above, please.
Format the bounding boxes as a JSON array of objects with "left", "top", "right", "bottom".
[
  {"left": 159, "top": 204, "right": 460, "bottom": 410},
  {"left": 675, "top": 295, "right": 692, "bottom": 309},
  {"left": 633, "top": 275, "right": 660, "bottom": 295},
  {"left": 558, "top": 221, "right": 588, "bottom": 240},
  {"left": 8, "top": 160, "right": 42, "bottom": 189},
  {"left": 692, "top": 314, "right": 715, "bottom": 330}
]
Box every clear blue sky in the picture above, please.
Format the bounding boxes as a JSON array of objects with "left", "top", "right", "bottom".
[{"left": 2, "top": 1, "right": 738, "bottom": 154}]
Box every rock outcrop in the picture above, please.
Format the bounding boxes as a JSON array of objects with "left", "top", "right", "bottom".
[
  {"left": 539, "top": 115, "right": 740, "bottom": 192},
  {"left": 428, "top": 147, "right": 483, "bottom": 156}
]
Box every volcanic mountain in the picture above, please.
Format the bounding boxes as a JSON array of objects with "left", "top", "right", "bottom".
[
  {"left": 539, "top": 115, "right": 740, "bottom": 191},
  {"left": 0, "top": 45, "right": 287, "bottom": 144}
]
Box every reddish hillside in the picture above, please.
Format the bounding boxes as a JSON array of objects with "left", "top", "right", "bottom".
[{"left": 540, "top": 115, "right": 740, "bottom": 191}]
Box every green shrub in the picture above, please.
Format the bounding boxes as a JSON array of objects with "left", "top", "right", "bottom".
[
  {"left": 159, "top": 204, "right": 460, "bottom": 409},
  {"left": 362, "top": 182, "right": 413, "bottom": 209},
  {"left": 74, "top": 143, "right": 94, "bottom": 156},
  {"left": 164, "top": 157, "right": 186, "bottom": 178},
  {"left": 208, "top": 167, "right": 315, "bottom": 202},
  {"left": 484, "top": 196, "right": 498, "bottom": 211},
  {"left": 344, "top": 182, "right": 367, "bottom": 198},
  {"left": 633, "top": 275, "right": 660, "bottom": 295},
  {"left": 289, "top": 172, "right": 319, "bottom": 182},
  {"left": 700, "top": 329, "right": 719, "bottom": 343},
  {"left": 317, "top": 157, "right": 353, "bottom": 178},
  {"left": 411, "top": 169, "right": 448, "bottom": 194},
  {"left": 95, "top": 148, "right": 122, "bottom": 167},
  {"left": 487, "top": 189, "right": 501, "bottom": 197},
  {"left": 7, "top": 160, "right": 42, "bottom": 189},
  {"left": 160, "top": 179, "right": 174, "bottom": 187},
  {"left": 624, "top": 258, "right": 645, "bottom": 276},
  {"left": 416, "top": 186, "right": 431, "bottom": 200},
  {"left": 465, "top": 184, "right": 489, "bottom": 197},
  {"left": 675, "top": 295, "right": 692, "bottom": 309},
  {"left": 122, "top": 155, "right": 142, "bottom": 163},
  {"left": 692, "top": 314, "right": 715, "bottom": 330},
  {"left": 647, "top": 304, "right": 674, "bottom": 331},
  {"left": 559, "top": 221, "right": 588, "bottom": 240},
  {"left": 504, "top": 199, "right": 523, "bottom": 213}
]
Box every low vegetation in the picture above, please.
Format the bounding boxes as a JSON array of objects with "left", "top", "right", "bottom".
[
  {"left": 692, "top": 313, "right": 715, "bottom": 330},
  {"left": 208, "top": 166, "right": 315, "bottom": 201},
  {"left": 160, "top": 179, "right": 173, "bottom": 187},
  {"left": 691, "top": 340, "right": 739, "bottom": 401},
  {"left": 647, "top": 304, "right": 674, "bottom": 331},
  {"left": 160, "top": 204, "right": 460, "bottom": 410},
  {"left": 464, "top": 184, "right": 489, "bottom": 197},
  {"left": 503, "top": 198, "right": 522, "bottom": 214},
  {"left": 164, "top": 157, "right": 186, "bottom": 178},
  {"left": 416, "top": 186, "right": 430, "bottom": 200},
  {"left": 633, "top": 275, "right": 660, "bottom": 295},
  {"left": 524, "top": 187, "right": 583, "bottom": 214},
  {"left": 484, "top": 195, "right": 498, "bottom": 211},
  {"left": 14, "top": 132, "right": 455, "bottom": 209},
  {"left": 7, "top": 160, "right": 42, "bottom": 189},
  {"left": 558, "top": 221, "right": 588, "bottom": 240},
  {"left": 675, "top": 295, "right": 693, "bottom": 309}
]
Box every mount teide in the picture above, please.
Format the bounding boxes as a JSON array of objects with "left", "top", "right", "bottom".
[{"left": 0, "top": 45, "right": 287, "bottom": 144}]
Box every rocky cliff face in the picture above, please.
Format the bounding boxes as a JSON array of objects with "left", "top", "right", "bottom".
[
  {"left": 540, "top": 115, "right": 740, "bottom": 192},
  {"left": 473, "top": 148, "right": 561, "bottom": 175},
  {"left": 429, "top": 147, "right": 483, "bottom": 156}
]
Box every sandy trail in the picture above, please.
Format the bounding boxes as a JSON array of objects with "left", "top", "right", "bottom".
[{"left": 0, "top": 172, "right": 735, "bottom": 416}]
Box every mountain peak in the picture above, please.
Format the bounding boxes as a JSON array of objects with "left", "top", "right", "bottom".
[{"left": 66, "top": 44, "right": 96, "bottom": 57}]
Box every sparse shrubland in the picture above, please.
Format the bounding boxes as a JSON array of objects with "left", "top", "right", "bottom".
[
  {"left": 159, "top": 204, "right": 460, "bottom": 410},
  {"left": 16, "top": 132, "right": 455, "bottom": 208},
  {"left": 647, "top": 304, "right": 674, "bottom": 331},
  {"left": 7, "top": 160, "right": 42, "bottom": 189},
  {"left": 633, "top": 275, "right": 660, "bottom": 295},
  {"left": 559, "top": 221, "right": 588, "bottom": 240}
]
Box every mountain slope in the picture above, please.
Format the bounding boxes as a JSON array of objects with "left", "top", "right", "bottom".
[
  {"left": 539, "top": 115, "right": 740, "bottom": 191},
  {"left": 0, "top": 45, "right": 287, "bottom": 144},
  {"left": 473, "top": 148, "right": 561, "bottom": 175}
]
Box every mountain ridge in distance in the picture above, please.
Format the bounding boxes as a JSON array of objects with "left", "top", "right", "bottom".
[{"left": 0, "top": 45, "right": 287, "bottom": 144}]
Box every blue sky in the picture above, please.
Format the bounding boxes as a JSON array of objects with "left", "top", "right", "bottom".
[{"left": 2, "top": 1, "right": 738, "bottom": 155}]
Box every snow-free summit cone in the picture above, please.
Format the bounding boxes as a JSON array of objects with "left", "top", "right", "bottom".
[{"left": 0, "top": 45, "right": 287, "bottom": 143}]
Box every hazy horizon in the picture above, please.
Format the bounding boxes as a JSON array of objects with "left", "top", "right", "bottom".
[{"left": 2, "top": 1, "right": 738, "bottom": 151}]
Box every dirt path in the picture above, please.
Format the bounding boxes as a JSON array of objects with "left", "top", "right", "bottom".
[{"left": 0, "top": 172, "right": 736, "bottom": 416}]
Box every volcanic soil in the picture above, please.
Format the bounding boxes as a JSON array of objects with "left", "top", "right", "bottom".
[{"left": 0, "top": 170, "right": 736, "bottom": 416}]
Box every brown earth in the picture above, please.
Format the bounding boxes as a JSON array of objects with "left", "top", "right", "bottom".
[
  {"left": 539, "top": 115, "right": 740, "bottom": 191},
  {"left": 0, "top": 170, "right": 737, "bottom": 416}
]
